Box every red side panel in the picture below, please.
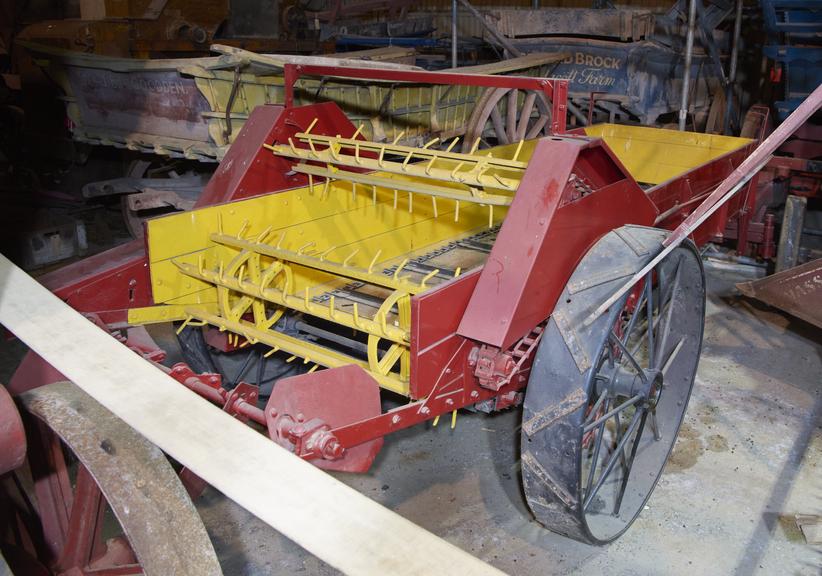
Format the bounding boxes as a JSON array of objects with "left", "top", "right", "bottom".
[
  {"left": 458, "top": 138, "right": 658, "bottom": 350},
  {"left": 195, "top": 102, "right": 359, "bottom": 207},
  {"left": 37, "top": 240, "right": 151, "bottom": 324},
  {"left": 410, "top": 269, "right": 481, "bottom": 399}
]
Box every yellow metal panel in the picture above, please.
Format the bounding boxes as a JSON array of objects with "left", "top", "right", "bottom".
[
  {"left": 583, "top": 124, "right": 752, "bottom": 185},
  {"left": 128, "top": 303, "right": 218, "bottom": 324}
]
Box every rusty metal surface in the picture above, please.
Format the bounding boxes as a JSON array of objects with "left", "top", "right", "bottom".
[
  {"left": 20, "top": 381, "right": 223, "bottom": 576},
  {"left": 737, "top": 258, "right": 822, "bottom": 329},
  {"left": 0, "top": 384, "right": 25, "bottom": 475}
]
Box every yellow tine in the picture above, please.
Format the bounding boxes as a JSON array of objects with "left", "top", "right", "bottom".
[
  {"left": 391, "top": 131, "right": 405, "bottom": 145},
  {"left": 343, "top": 248, "right": 360, "bottom": 267},
  {"left": 432, "top": 415, "right": 440, "bottom": 427},
  {"left": 319, "top": 245, "right": 339, "bottom": 261},
  {"left": 256, "top": 226, "right": 273, "bottom": 243},
  {"left": 445, "top": 137, "right": 460, "bottom": 152},
  {"left": 470, "top": 137, "right": 481, "bottom": 154},
  {"left": 175, "top": 316, "right": 193, "bottom": 335},
  {"left": 393, "top": 259, "right": 409, "bottom": 281},
  {"left": 286, "top": 355, "right": 297, "bottom": 363},
  {"left": 451, "top": 410, "right": 457, "bottom": 429},
  {"left": 368, "top": 249, "right": 383, "bottom": 273},
  {"left": 352, "top": 124, "right": 364, "bottom": 139},
  {"left": 454, "top": 267, "right": 462, "bottom": 278},
  {"left": 420, "top": 268, "right": 439, "bottom": 288},
  {"left": 454, "top": 199, "right": 460, "bottom": 222},
  {"left": 308, "top": 364, "right": 320, "bottom": 373},
  {"left": 264, "top": 346, "right": 280, "bottom": 358},
  {"left": 297, "top": 241, "right": 316, "bottom": 254},
  {"left": 431, "top": 196, "right": 438, "bottom": 218},
  {"left": 512, "top": 139, "right": 524, "bottom": 162},
  {"left": 422, "top": 137, "right": 439, "bottom": 149},
  {"left": 305, "top": 118, "right": 319, "bottom": 134}
]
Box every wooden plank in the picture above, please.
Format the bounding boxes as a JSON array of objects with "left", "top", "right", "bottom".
[{"left": 0, "top": 254, "right": 506, "bottom": 576}]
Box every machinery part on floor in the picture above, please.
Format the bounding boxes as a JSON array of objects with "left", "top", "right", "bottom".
[
  {"left": 795, "top": 514, "right": 822, "bottom": 545},
  {"left": 736, "top": 257, "right": 822, "bottom": 329},
  {"left": 8, "top": 381, "right": 222, "bottom": 576},
  {"left": 776, "top": 195, "right": 807, "bottom": 273},
  {"left": 522, "top": 226, "right": 705, "bottom": 544},
  {"left": 0, "top": 254, "right": 506, "bottom": 576},
  {"left": 0, "top": 385, "right": 25, "bottom": 476},
  {"left": 462, "top": 87, "right": 552, "bottom": 151}
]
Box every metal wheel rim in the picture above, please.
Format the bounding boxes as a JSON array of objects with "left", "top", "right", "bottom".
[
  {"left": 521, "top": 226, "right": 706, "bottom": 544},
  {"left": 14, "top": 381, "right": 223, "bottom": 575}
]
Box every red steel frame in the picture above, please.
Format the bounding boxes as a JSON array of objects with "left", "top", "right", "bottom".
[
  {"left": 8, "top": 67, "right": 760, "bottom": 473},
  {"left": 282, "top": 63, "right": 570, "bottom": 134}
]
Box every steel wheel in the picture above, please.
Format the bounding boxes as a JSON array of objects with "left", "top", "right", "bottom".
[
  {"left": 1, "top": 381, "right": 222, "bottom": 575},
  {"left": 462, "top": 87, "right": 552, "bottom": 151},
  {"left": 520, "top": 226, "right": 705, "bottom": 544}
]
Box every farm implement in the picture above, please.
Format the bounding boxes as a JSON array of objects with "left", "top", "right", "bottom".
[{"left": 4, "top": 69, "right": 818, "bottom": 574}]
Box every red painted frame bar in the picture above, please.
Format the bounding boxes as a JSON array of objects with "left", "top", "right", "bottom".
[{"left": 282, "top": 63, "right": 570, "bottom": 134}]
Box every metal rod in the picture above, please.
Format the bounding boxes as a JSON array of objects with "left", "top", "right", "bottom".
[
  {"left": 586, "top": 83, "right": 822, "bottom": 328},
  {"left": 456, "top": 0, "right": 523, "bottom": 58},
  {"left": 724, "top": 0, "right": 744, "bottom": 134},
  {"left": 451, "top": 0, "right": 458, "bottom": 68},
  {"left": 678, "top": 0, "right": 697, "bottom": 131}
]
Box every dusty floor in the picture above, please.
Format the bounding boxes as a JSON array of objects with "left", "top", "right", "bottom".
[
  {"left": 0, "top": 258, "right": 818, "bottom": 575},
  {"left": 188, "top": 262, "right": 822, "bottom": 576}
]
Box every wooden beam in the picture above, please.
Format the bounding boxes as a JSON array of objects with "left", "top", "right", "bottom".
[{"left": 0, "top": 254, "right": 505, "bottom": 576}]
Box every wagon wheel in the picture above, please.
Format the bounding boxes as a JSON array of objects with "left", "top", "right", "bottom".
[
  {"left": 2, "top": 381, "right": 222, "bottom": 575},
  {"left": 520, "top": 226, "right": 705, "bottom": 544},
  {"left": 461, "top": 87, "right": 552, "bottom": 152}
]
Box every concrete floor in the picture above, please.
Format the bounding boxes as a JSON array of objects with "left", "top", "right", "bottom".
[
  {"left": 191, "top": 262, "right": 822, "bottom": 576},
  {"left": 0, "top": 258, "right": 819, "bottom": 575}
]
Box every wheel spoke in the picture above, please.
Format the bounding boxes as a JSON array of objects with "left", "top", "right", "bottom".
[
  {"left": 583, "top": 389, "right": 609, "bottom": 426},
  {"left": 584, "top": 397, "right": 612, "bottom": 498},
  {"left": 584, "top": 408, "right": 644, "bottom": 512},
  {"left": 583, "top": 394, "right": 643, "bottom": 433},
  {"left": 506, "top": 89, "right": 518, "bottom": 143},
  {"left": 525, "top": 114, "right": 549, "bottom": 139},
  {"left": 613, "top": 409, "right": 649, "bottom": 516},
  {"left": 516, "top": 92, "right": 536, "bottom": 141},
  {"left": 56, "top": 464, "right": 104, "bottom": 571},
  {"left": 622, "top": 287, "right": 647, "bottom": 346},
  {"left": 660, "top": 336, "right": 686, "bottom": 375},
  {"left": 649, "top": 407, "right": 662, "bottom": 441},
  {"left": 489, "top": 107, "right": 509, "bottom": 145},
  {"left": 654, "top": 257, "right": 683, "bottom": 369},
  {"left": 645, "top": 273, "right": 655, "bottom": 369},
  {"left": 609, "top": 331, "right": 647, "bottom": 384}
]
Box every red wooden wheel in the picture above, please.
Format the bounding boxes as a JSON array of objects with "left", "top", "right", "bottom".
[{"left": 1, "top": 382, "right": 222, "bottom": 576}]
